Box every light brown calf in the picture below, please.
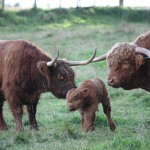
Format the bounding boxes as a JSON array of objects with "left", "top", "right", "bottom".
[{"left": 66, "top": 78, "right": 116, "bottom": 132}]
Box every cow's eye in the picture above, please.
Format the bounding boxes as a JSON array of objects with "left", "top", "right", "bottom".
[
  {"left": 122, "top": 62, "right": 130, "bottom": 69},
  {"left": 124, "top": 61, "right": 129, "bottom": 65},
  {"left": 74, "top": 98, "right": 79, "bottom": 101},
  {"left": 58, "top": 74, "right": 64, "bottom": 80},
  {"left": 114, "top": 66, "right": 119, "bottom": 71},
  {"left": 73, "top": 95, "right": 79, "bottom": 100}
]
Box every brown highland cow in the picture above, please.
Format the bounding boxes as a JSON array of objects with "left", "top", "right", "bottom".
[
  {"left": 66, "top": 78, "right": 116, "bottom": 132},
  {"left": 0, "top": 40, "right": 96, "bottom": 131},
  {"left": 91, "top": 31, "right": 150, "bottom": 91}
]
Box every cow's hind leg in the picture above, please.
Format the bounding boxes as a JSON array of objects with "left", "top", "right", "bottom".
[
  {"left": 10, "top": 104, "right": 24, "bottom": 131},
  {"left": 0, "top": 92, "right": 8, "bottom": 130},
  {"left": 27, "top": 102, "right": 38, "bottom": 130},
  {"left": 102, "top": 97, "right": 116, "bottom": 131}
]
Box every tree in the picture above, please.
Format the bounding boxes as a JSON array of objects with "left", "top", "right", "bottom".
[
  {"left": 33, "top": 0, "right": 37, "bottom": 9},
  {"left": 76, "top": 0, "right": 81, "bottom": 9},
  {"left": 93, "top": 0, "right": 96, "bottom": 7},
  {"left": 1, "top": 0, "right": 5, "bottom": 11},
  {"left": 59, "top": 0, "right": 61, "bottom": 8},
  {"left": 14, "top": 3, "right": 20, "bottom": 7},
  {"left": 119, "top": 0, "right": 123, "bottom": 7}
]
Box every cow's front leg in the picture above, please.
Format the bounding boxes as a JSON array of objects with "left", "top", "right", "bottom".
[{"left": 27, "top": 103, "right": 38, "bottom": 130}]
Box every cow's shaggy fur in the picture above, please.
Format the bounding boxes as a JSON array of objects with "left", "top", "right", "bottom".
[
  {"left": 0, "top": 40, "right": 76, "bottom": 131},
  {"left": 66, "top": 78, "right": 116, "bottom": 132},
  {"left": 107, "top": 31, "right": 150, "bottom": 91}
]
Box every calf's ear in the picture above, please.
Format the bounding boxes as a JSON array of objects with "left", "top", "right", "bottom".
[
  {"left": 135, "top": 54, "right": 145, "bottom": 71},
  {"left": 37, "top": 61, "right": 49, "bottom": 76},
  {"left": 80, "top": 88, "right": 89, "bottom": 98}
]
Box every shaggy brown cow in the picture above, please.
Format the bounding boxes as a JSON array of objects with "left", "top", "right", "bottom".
[
  {"left": 91, "top": 31, "right": 150, "bottom": 91},
  {"left": 66, "top": 78, "right": 116, "bottom": 132},
  {"left": 0, "top": 40, "right": 96, "bottom": 131}
]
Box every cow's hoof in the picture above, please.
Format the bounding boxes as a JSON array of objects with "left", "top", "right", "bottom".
[
  {"left": 0, "top": 125, "right": 8, "bottom": 131},
  {"left": 108, "top": 119, "right": 116, "bottom": 131},
  {"left": 30, "top": 125, "right": 39, "bottom": 131}
]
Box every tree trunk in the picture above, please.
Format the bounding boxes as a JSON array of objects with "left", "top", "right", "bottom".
[
  {"left": 119, "top": 0, "right": 123, "bottom": 7},
  {"left": 2, "top": 0, "right": 4, "bottom": 11},
  {"left": 93, "top": 0, "right": 96, "bottom": 7},
  {"left": 33, "top": 0, "right": 37, "bottom": 9},
  {"left": 76, "top": 0, "right": 81, "bottom": 9},
  {"left": 59, "top": 0, "right": 61, "bottom": 8}
]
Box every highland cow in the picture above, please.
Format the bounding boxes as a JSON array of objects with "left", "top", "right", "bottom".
[
  {"left": 66, "top": 78, "right": 116, "bottom": 132},
  {"left": 91, "top": 31, "right": 150, "bottom": 91},
  {"left": 0, "top": 40, "right": 96, "bottom": 131}
]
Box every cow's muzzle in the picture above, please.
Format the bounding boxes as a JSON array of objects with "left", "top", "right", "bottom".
[{"left": 107, "top": 78, "right": 120, "bottom": 88}]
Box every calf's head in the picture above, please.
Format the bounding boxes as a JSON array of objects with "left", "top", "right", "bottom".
[
  {"left": 66, "top": 88, "right": 89, "bottom": 111},
  {"left": 37, "top": 50, "right": 96, "bottom": 98},
  {"left": 92, "top": 43, "right": 150, "bottom": 89}
]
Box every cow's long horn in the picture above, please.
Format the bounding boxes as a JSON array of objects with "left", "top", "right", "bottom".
[
  {"left": 68, "top": 49, "right": 97, "bottom": 66},
  {"left": 91, "top": 53, "right": 107, "bottom": 62},
  {"left": 135, "top": 47, "right": 150, "bottom": 58},
  {"left": 47, "top": 51, "right": 59, "bottom": 66}
]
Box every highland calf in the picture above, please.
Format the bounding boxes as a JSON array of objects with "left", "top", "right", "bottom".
[
  {"left": 66, "top": 78, "right": 116, "bottom": 132},
  {"left": 0, "top": 40, "right": 96, "bottom": 131}
]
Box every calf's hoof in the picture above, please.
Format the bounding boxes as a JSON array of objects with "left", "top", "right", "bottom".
[
  {"left": 16, "top": 126, "right": 24, "bottom": 131},
  {"left": 89, "top": 126, "right": 95, "bottom": 132},
  {"left": 82, "top": 126, "right": 95, "bottom": 132}
]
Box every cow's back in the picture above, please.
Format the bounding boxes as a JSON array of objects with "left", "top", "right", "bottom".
[
  {"left": 79, "top": 78, "right": 107, "bottom": 103},
  {"left": 90, "top": 78, "right": 107, "bottom": 101},
  {"left": 0, "top": 40, "right": 51, "bottom": 94}
]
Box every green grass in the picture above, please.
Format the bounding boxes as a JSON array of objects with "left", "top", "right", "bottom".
[{"left": 0, "top": 7, "right": 150, "bottom": 150}]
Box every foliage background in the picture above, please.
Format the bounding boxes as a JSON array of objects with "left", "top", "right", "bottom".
[{"left": 0, "top": 7, "right": 150, "bottom": 150}]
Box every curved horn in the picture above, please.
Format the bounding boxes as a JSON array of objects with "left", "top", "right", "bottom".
[
  {"left": 68, "top": 49, "right": 97, "bottom": 66},
  {"left": 91, "top": 52, "right": 107, "bottom": 63},
  {"left": 47, "top": 51, "right": 59, "bottom": 66},
  {"left": 135, "top": 47, "right": 150, "bottom": 58}
]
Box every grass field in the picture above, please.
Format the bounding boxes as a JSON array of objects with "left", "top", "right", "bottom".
[{"left": 0, "top": 7, "right": 150, "bottom": 150}]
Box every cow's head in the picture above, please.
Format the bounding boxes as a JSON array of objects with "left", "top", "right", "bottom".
[
  {"left": 66, "top": 88, "right": 89, "bottom": 111},
  {"left": 37, "top": 50, "right": 96, "bottom": 99},
  {"left": 91, "top": 43, "right": 150, "bottom": 89}
]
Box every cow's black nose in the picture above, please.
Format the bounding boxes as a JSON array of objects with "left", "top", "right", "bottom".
[
  {"left": 107, "top": 78, "right": 114, "bottom": 85},
  {"left": 68, "top": 105, "right": 72, "bottom": 110}
]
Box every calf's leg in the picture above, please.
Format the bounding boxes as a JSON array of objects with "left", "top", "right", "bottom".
[
  {"left": 79, "top": 109, "right": 85, "bottom": 131},
  {"left": 102, "top": 97, "right": 116, "bottom": 131},
  {"left": 82, "top": 109, "right": 96, "bottom": 132}
]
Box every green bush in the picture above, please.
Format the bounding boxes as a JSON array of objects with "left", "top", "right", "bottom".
[{"left": 0, "top": 7, "right": 150, "bottom": 28}]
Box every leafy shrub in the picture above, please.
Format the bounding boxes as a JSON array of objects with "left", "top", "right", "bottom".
[{"left": 0, "top": 7, "right": 150, "bottom": 28}]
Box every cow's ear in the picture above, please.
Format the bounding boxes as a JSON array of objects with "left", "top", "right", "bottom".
[
  {"left": 135, "top": 54, "right": 145, "bottom": 70},
  {"left": 80, "top": 88, "right": 89, "bottom": 98},
  {"left": 37, "top": 61, "right": 49, "bottom": 76}
]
